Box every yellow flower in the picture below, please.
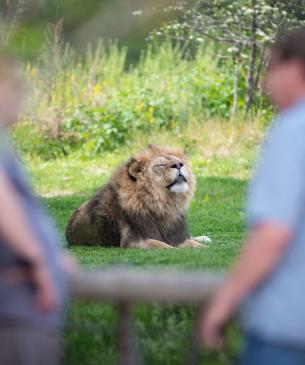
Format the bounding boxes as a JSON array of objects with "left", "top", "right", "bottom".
[
  {"left": 93, "top": 84, "right": 102, "bottom": 95},
  {"left": 148, "top": 106, "right": 154, "bottom": 116},
  {"left": 137, "top": 102, "right": 145, "bottom": 111},
  {"left": 30, "top": 68, "right": 37, "bottom": 76}
]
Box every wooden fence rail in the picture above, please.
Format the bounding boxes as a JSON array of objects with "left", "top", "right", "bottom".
[{"left": 69, "top": 268, "right": 225, "bottom": 365}]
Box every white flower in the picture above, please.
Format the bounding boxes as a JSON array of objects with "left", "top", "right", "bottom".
[{"left": 132, "top": 10, "right": 143, "bottom": 16}]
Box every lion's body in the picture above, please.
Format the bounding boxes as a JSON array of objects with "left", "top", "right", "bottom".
[{"left": 66, "top": 145, "right": 204, "bottom": 249}]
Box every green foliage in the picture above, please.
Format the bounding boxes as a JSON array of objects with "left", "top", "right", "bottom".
[
  {"left": 150, "top": 0, "right": 305, "bottom": 115},
  {"left": 0, "top": 1, "right": 169, "bottom": 61},
  {"left": 63, "top": 105, "right": 133, "bottom": 154},
  {"left": 151, "top": 0, "right": 305, "bottom": 49},
  {"left": 15, "top": 41, "right": 263, "bottom": 159}
]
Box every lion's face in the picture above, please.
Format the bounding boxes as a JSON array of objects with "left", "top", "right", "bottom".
[
  {"left": 146, "top": 155, "right": 191, "bottom": 193},
  {"left": 128, "top": 145, "right": 194, "bottom": 196}
]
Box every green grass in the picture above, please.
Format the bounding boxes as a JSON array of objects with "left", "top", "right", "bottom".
[
  {"left": 45, "top": 176, "right": 246, "bottom": 269},
  {"left": 21, "top": 119, "right": 259, "bottom": 365},
  {"left": 40, "top": 175, "right": 247, "bottom": 365}
]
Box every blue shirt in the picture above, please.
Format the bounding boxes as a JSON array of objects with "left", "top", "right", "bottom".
[
  {"left": 0, "top": 135, "right": 67, "bottom": 333},
  {"left": 241, "top": 99, "right": 305, "bottom": 347}
]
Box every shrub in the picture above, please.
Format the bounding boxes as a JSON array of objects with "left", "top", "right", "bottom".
[{"left": 14, "top": 41, "right": 270, "bottom": 159}]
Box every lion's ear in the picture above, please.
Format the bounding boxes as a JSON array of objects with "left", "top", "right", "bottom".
[{"left": 127, "top": 158, "right": 143, "bottom": 181}]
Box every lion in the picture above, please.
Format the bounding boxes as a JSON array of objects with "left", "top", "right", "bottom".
[{"left": 65, "top": 145, "right": 208, "bottom": 249}]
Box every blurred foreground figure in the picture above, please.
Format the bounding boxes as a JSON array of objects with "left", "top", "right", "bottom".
[
  {"left": 202, "top": 27, "right": 305, "bottom": 365},
  {"left": 0, "top": 56, "right": 72, "bottom": 365}
]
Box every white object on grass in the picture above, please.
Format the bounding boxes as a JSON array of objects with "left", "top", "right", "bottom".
[{"left": 193, "top": 235, "right": 213, "bottom": 244}]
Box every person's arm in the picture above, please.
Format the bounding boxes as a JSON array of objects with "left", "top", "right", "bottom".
[
  {"left": 0, "top": 169, "right": 58, "bottom": 312},
  {"left": 201, "top": 222, "right": 291, "bottom": 349},
  {"left": 201, "top": 119, "right": 305, "bottom": 349},
  {"left": 0, "top": 169, "right": 46, "bottom": 265}
]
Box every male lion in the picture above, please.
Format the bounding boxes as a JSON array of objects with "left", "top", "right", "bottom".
[{"left": 66, "top": 145, "right": 207, "bottom": 249}]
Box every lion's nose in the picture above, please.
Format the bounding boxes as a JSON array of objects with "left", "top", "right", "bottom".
[{"left": 170, "top": 162, "right": 184, "bottom": 170}]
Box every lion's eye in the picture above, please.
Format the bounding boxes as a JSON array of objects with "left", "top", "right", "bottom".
[{"left": 155, "top": 164, "right": 166, "bottom": 168}]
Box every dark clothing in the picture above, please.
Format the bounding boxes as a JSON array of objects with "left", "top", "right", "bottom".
[{"left": 239, "top": 334, "right": 305, "bottom": 365}]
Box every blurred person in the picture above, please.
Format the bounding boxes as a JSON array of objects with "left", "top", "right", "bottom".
[
  {"left": 0, "top": 55, "right": 75, "bottom": 365},
  {"left": 201, "top": 27, "right": 305, "bottom": 365}
]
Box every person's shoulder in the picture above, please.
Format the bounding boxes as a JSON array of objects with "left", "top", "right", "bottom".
[
  {"left": 279, "top": 100, "right": 305, "bottom": 131},
  {"left": 272, "top": 106, "right": 305, "bottom": 141},
  {"left": 265, "top": 104, "right": 305, "bottom": 155}
]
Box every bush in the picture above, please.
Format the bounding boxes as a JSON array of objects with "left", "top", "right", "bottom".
[{"left": 14, "top": 41, "right": 269, "bottom": 159}]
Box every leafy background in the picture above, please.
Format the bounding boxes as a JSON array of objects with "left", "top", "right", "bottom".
[{"left": 2, "top": 1, "right": 305, "bottom": 364}]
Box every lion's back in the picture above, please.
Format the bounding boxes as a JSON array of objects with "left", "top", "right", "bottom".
[{"left": 66, "top": 184, "right": 121, "bottom": 246}]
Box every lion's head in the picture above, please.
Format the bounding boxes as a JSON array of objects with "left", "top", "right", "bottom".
[
  {"left": 113, "top": 145, "right": 195, "bottom": 217},
  {"left": 128, "top": 144, "right": 194, "bottom": 194}
]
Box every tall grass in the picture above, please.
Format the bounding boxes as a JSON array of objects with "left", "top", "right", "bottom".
[{"left": 14, "top": 40, "right": 271, "bottom": 159}]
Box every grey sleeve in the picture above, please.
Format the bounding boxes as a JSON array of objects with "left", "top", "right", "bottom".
[{"left": 247, "top": 120, "right": 305, "bottom": 229}]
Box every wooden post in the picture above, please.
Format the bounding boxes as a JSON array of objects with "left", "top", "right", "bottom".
[
  {"left": 69, "top": 269, "right": 224, "bottom": 304},
  {"left": 69, "top": 269, "right": 225, "bottom": 364},
  {"left": 117, "top": 302, "right": 140, "bottom": 365},
  {"left": 184, "top": 309, "right": 202, "bottom": 365}
]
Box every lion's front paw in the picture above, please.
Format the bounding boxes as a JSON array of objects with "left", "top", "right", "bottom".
[{"left": 178, "top": 239, "right": 207, "bottom": 249}]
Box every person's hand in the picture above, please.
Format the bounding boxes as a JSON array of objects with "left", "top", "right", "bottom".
[
  {"left": 30, "top": 262, "right": 58, "bottom": 313},
  {"left": 201, "top": 293, "right": 236, "bottom": 350}
]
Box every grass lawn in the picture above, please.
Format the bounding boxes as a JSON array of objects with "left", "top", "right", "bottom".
[
  {"left": 40, "top": 175, "right": 246, "bottom": 365},
  {"left": 23, "top": 122, "right": 260, "bottom": 365},
  {"left": 45, "top": 176, "right": 246, "bottom": 270}
]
